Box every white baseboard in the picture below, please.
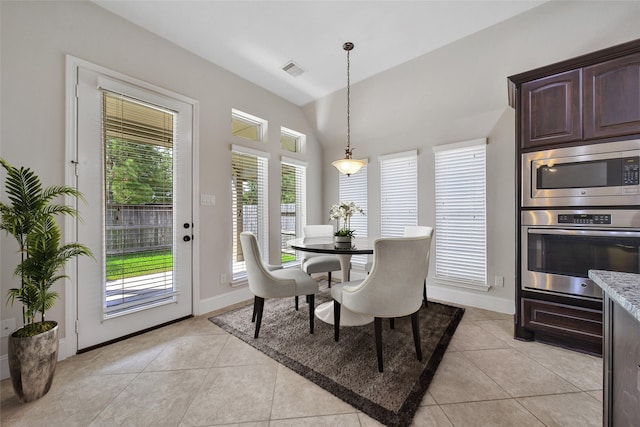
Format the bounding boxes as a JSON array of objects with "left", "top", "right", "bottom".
[
  {"left": 1, "top": 338, "right": 67, "bottom": 381},
  {"left": 197, "top": 287, "right": 253, "bottom": 316},
  {"left": 428, "top": 285, "right": 515, "bottom": 314}
]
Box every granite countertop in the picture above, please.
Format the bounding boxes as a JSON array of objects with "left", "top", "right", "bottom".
[{"left": 589, "top": 270, "right": 640, "bottom": 322}]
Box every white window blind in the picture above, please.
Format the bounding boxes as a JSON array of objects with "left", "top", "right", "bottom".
[
  {"left": 433, "top": 138, "right": 487, "bottom": 288},
  {"left": 281, "top": 157, "right": 307, "bottom": 266},
  {"left": 339, "top": 163, "right": 368, "bottom": 267},
  {"left": 231, "top": 145, "right": 269, "bottom": 280},
  {"left": 102, "top": 91, "right": 178, "bottom": 314},
  {"left": 379, "top": 150, "right": 418, "bottom": 237}
]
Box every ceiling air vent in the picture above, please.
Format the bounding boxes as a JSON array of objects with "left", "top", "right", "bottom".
[{"left": 282, "top": 61, "right": 305, "bottom": 77}]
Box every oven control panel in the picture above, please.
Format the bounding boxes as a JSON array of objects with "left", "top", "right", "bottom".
[{"left": 558, "top": 213, "right": 612, "bottom": 224}]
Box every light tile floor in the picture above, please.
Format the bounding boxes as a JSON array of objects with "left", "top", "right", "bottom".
[{"left": 1, "top": 294, "right": 603, "bottom": 426}]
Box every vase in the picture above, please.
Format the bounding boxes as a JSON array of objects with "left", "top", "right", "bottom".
[
  {"left": 334, "top": 235, "right": 352, "bottom": 249},
  {"left": 8, "top": 321, "right": 59, "bottom": 403}
]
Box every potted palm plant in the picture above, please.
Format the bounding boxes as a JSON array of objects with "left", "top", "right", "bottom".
[{"left": 0, "top": 158, "right": 93, "bottom": 403}]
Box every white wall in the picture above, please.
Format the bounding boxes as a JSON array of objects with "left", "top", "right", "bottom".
[
  {"left": 0, "top": 0, "right": 324, "bottom": 363},
  {"left": 304, "top": 1, "right": 640, "bottom": 313}
]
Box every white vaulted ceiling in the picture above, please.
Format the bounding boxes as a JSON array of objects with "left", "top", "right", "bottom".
[{"left": 92, "top": 1, "right": 546, "bottom": 106}]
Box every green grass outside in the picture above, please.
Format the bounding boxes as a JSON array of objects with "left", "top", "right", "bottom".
[
  {"left": 106, "top": 250, "right": 173, "bottom": 281},
  {"left": 106, "top": 250, "right": 297, "bottom": 281},
  {"left": 281, "top": 253, "right": 296, "bottom": 263}
]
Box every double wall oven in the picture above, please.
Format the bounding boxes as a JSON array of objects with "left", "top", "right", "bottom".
[{"left": 521, "top": 139, "right": 640, "bottom": 301}]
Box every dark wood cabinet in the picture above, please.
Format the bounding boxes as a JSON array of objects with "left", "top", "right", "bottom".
[
  {"left": 521, "top": 70, "right": 582, "bottom": 149},
  {"left": 604, "top": 294, "right": 640, "bottom": 426},
  {"left": 511, "top": 39, "right": 640, "bottom": 354},
  {"left": 521, "top": 298, "right": 602, "bottom": 354},
  {"left": 584, "top": 52, "right": 640, "bottom": 139}
]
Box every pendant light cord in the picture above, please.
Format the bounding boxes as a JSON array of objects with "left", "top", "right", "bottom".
[{"left": 347, "top": 46, "right": 351, "bottom": 153}]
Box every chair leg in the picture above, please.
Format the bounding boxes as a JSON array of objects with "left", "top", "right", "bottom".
[
  {"left": 295, "top": 296, "right": 299, "bottom": 311},
  {"left": 333, "top": 300, "right": 341, "bottom": 342},
  {"left": 328, "top": 271, "right": 332, "bottom": 288},
  {"left": 423, "top": 279, "right": 428, "bottom": 307},
  {"left": 308, "top": 294, "right": 315, "bottom": 334},
  {"left": 389, "top": 318, "right": 395, "bottom": 329},
  {"left": 254, "top": 297, "right": 265, "bottom": 339},
  {"left": 374, "top": 317, "right": 384, "bottom": 372},
  {"left": 411, "top": 311, "right": 422, "bottom": 361},
  {"left": 252, "top": 295, "right": 258, "bottom": 322}
]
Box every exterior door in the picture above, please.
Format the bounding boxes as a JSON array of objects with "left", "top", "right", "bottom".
[{"left": 75, "top": 67, "right": 193, "bottom": 350}]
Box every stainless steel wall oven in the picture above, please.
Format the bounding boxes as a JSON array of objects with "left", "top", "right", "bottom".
[{"left": 521, "top": 210, "right": 640, "bottom": 299}]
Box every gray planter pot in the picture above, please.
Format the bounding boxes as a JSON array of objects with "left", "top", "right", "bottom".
[
  {"left": 334, "top": 235, "right": 352, "bottom": 249},
  {"left": 8, "top": 321, "right": 59, "bottom": 403}
]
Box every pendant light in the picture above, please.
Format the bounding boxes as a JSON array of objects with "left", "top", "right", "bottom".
[{"left": 332, "top": 42, "right": 366, "bottom": 176}]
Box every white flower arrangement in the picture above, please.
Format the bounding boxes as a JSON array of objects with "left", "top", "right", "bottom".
[{"left": 329, "top": 201, "right": 365, "bottom": 237}]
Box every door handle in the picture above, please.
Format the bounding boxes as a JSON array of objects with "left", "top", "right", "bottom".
[{"left": 183, "top": 235, "right": 191, "bottom": 242}]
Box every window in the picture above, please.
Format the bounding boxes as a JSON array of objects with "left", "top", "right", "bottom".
[
  {"left": 231, "top": 145, "right": 270, "bottom": 281},
  {"left": 232, "top": 109, "right": 267, "bottom": 142},
  {"left": 433, "top": 138, "right": 487, "bottom": 288},
  {"left": 280, "top": 157, "right": 307, "bottom": 266},
  {"left": 102, "top": 90, "right": 178, "bottom": 315},
  {"left": 339, "top": 163, "right": 368, "bottom": 267},
  {"left": 280, "top": 126, "right": 305, "bottom": 153},
  {"left": 379, "top": 150, "right": 418, "bottom": 237}
]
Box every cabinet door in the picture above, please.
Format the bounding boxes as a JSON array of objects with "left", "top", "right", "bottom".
[
  {"left": 610, "top": 300, "right": 640, "bottom": 426},
  {"left": 521, "top": 297, "right": 602, "bottom": 346},
  {"left": 521, "top": 69, "right": 582, "bottom": 149},
  {"left": 584, "top": 52, "right": 640, "bottom": 139}
]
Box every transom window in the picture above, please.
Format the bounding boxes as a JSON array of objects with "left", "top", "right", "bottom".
[
  {"left": 280, "top": 126, "right": 305, "bottom": 153},
  {"left": 232, "top": 109, "right": 267, "bottom": 143}
]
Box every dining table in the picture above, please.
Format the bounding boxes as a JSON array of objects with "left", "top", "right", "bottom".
[{"left": 288, "top": 236, "right": 375, "bottom": 326}]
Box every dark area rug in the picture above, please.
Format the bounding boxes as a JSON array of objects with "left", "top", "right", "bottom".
[{"left": 209, "top": 279, "right": 464, "bottom": 427}]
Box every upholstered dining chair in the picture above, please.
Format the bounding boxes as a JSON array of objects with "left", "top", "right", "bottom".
[
  {"left": 240, "top": 232, "right": 319, "bottom": 339},
  {"left": 365, "top": 225, "right": 433, "bottom": 306},
  {"left": 332, "top": 236, "right": 431, "bottom": 372},
  {"left": 301, "top": 225, "right": 348, "bottom": 288}
]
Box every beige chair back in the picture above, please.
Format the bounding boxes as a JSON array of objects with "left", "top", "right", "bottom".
[
  {"left": 302, "top": 225, "right": 334, "bottom": 260},
  {"left": 240, "top": 232, "right": 296, "bottom": 298},
  {"left": 341, "top": 236, "right": 431, "bottom": 318}
]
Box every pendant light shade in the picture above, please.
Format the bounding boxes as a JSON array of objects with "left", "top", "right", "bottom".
[{"left": 332, "top": 42, "right": 366, "bottom": 176}]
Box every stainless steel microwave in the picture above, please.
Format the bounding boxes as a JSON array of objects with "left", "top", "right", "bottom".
[{"left": 522, "top": 139, "right": 640, "bottom": 207}]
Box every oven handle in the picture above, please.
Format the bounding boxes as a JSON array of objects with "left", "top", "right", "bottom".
[{"left": 527, "top": 228, "right": 640, "bottom": 238}]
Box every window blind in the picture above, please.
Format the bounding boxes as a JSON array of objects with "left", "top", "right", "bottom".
[
  {"left": 339, "top": 163, "right": 368, "bottom": 267},
  {"left": 379, "top": 150, "right": 418, "bottom": 237},
  {"left": 232, "top": 145, "right": 269, "bottom": 280},
  {"left": 433, "top": 139, "right": 487, "bottom": 288},
  {"left": 102, "top": 91, "right": 178, "bottom": 314},
  {"left": 281, "top": 157, "right": 307, "bottom": 266}
]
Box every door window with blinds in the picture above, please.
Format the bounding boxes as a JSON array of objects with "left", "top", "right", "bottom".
[
  {"left": 380, "top": 150, "right": 418, "bottom": 237},
  {"left": 433, "top": 138, "right": 487, "bottom": 289},
  {"left": 281, "top": 157, "right": 306, "bottom": 266},
  {"left": 339, "top": 163, "right": 368, "bottom": 267},
  {"left": 102, "top": 91, "right": 178, "bottom": 314},
  {"left": 232, "top": 145, "right": 269, "bottom": 280}
]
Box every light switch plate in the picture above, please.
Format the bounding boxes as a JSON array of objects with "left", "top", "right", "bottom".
[{"left": 200, "top": 194, "right": 216, "bottom": 206}]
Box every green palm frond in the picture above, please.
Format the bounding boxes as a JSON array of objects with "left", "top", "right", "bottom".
[{"left": 1, "top": 158, "right": 93, "bottom": 328}]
